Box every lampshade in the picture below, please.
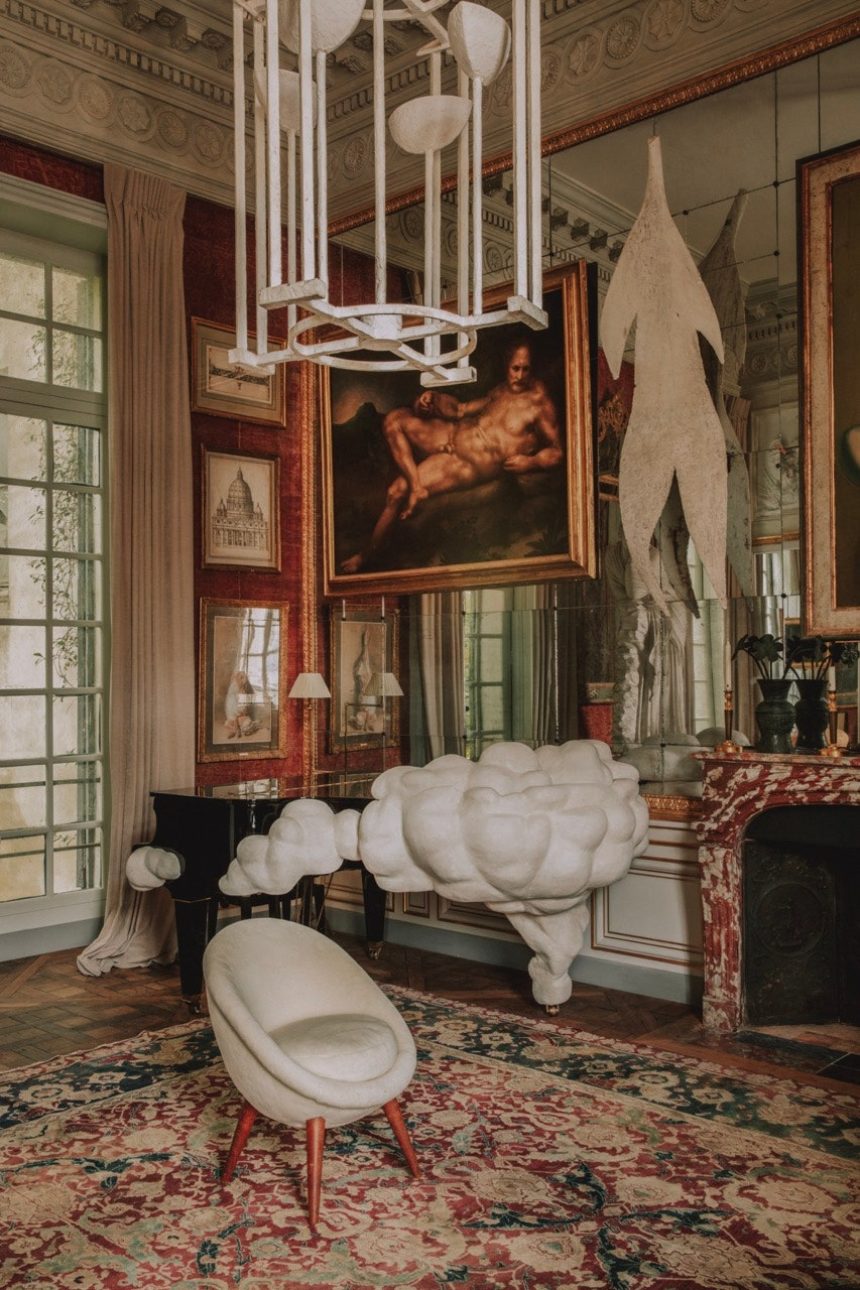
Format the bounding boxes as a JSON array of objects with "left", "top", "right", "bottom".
[
  {"left": 288, "top": 672, "right": 331, "bottom": 699},
  {"left": 366, "top": 671, "right": 404, "bottom": 699}
]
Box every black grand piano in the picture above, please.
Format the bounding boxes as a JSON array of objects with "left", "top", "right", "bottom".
[{"left": 150, "top": 774, "right": 385, "bottom": 1007}]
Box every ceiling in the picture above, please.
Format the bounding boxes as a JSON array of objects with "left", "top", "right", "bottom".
[{"left": 3, "top": 0, "right": 858, "bottom": 220}]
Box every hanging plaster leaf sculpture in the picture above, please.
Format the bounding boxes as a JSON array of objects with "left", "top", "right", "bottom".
[
  {"left": 698, "top": 188, "right": 754, "bottom": 598},
  {"left": 601, "top": 135, "right": 728, "bottom": 613}
]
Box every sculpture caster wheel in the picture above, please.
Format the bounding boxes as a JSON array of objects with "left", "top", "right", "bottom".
[
  {"left": 544, "top": 1004, "right": 560, "bottom": 1016},
  {"left": 366, "top": 941, "right": 384, "bottom": 961}
]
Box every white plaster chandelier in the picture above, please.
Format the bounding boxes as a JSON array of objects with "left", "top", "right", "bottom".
[{"left": 230, "top": 0, "right": 546, "bottom": 386}]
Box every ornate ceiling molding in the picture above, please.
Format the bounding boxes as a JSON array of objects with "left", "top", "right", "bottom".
[{"left": 1, "top": 0, "right": 858, "bottom": 220}]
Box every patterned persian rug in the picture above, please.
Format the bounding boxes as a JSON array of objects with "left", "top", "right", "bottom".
[{"left": 1, "top": 986, "right": 858, "bottom": 1289}]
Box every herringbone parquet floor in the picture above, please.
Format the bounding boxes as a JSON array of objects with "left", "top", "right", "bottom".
[{"left": 1, "top": 931, "right": 858, "bottom": 1086}]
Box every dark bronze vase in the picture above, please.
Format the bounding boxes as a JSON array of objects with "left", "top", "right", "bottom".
[
  {"left": 793, "top": 677, "right": 829, "bottom": 751},
  {"left": 754, "top": 679, "right": 794, "bottom": 754}
]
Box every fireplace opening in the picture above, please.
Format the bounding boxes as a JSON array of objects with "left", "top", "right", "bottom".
[{"left": 742, "top": 805, "right": 860, "bottom": 1027}]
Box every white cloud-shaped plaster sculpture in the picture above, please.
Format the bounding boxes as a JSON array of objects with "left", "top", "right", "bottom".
[
  {"left": 126, "top": 845, "right": 182, "bottom": 891},
  {"left": 219, "top": 742, "right": 649, "bottom": 1010}
]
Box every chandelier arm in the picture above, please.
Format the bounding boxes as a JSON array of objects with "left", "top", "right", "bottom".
[{"left": 232, "top": 0, "right": 249, "bottom": 355}]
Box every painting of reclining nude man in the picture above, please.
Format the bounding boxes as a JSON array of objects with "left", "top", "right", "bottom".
[{"left": 321, "top": 263, "right": 597, "bottom": 597}]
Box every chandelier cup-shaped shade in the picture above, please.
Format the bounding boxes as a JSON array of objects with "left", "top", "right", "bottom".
[
  {"left": 448, "top": 2, "right": 511, "bottom": 85},
  {"left": 278, "top": 0, "right": 364, "bottom": 55},
  {"left": 389, "top": 95, "right": 472, "bottom": 157},
  {"left": 253, "top": 67, "right": 308, "bottom": 134}
]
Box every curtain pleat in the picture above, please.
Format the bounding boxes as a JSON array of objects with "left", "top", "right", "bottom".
[
  {"left": 77, "top": 164, "right": 194, "bottom": 976},
  {"left": 417, "top": 592, "right": 465, "bottom": 760}
]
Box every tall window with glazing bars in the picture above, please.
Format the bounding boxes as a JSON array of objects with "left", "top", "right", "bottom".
[{"left": 0, "top": 229, "right": 106, "bottom": 907}]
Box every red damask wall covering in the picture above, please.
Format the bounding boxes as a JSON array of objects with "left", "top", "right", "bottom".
[{"left": 1, "top": 136, "right": 396, "bottom": 787}]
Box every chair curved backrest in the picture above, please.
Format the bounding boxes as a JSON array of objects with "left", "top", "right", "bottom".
[{"left": 203, "top": 919, "right": 420, "bottom": 1226}]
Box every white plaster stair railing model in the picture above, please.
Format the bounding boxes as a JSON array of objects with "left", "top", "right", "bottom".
[
  {"left": 219, "top": 741, "right": 650, "bottom": 1010},
  {"left": 125, "top": 845, "right": 184, "bottom": 891}
]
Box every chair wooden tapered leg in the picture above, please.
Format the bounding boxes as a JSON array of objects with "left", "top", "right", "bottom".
[
  {"left": 383, "top": 1098, "right": 420, "bottom": 1178},
  {"left": 306, "top": 1116, "right": 325, "bottom": 1229},
  {"left": 222, "top": 1100, "right": 258, "bottom": 1183}
]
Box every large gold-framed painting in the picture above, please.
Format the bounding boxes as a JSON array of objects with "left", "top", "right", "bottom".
[
  {"left": 800, "top": 139, "right": 860, "bottom": 637},
  {"left": 321, "top": 261, "right": 597, "bottom": 597}
]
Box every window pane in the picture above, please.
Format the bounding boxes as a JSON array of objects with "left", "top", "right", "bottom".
[
  {"left": 0, "top": 843, "right": 45, "bottom": 900},
  {"left": 0, "top": 415, "right": 46, "bottom": 481},
  {"left": 52, "top": 625, "right": 101, "bottom": 689},
  {"left": 479, "top": 612, "right": 505, "bottom": 635},
  {"left": 0, "top": 624, "right": 45, "bottom": 688},
  {"left": 0, "top": 483, "right": 47, "bottom": 551},
  {"left": 480, "top": 637, "right": 504, "bottom": 679},
  {"left": 0, "top": 252, "right": 45, "bottom": 318},
  {"left": 0, "top": 318, "right": 46, "bottom": 382},
  {"left": 480, "top": 685, "right": 504, "bottom": 731},
  {"left": 53, "top": 424, "right": 101, "bottom": 486},
  {"left": 52, "top": 330, "right": 103, "bottom": 392},
  {"left": 52, "top": 489, "right": 100, "bottom": 554},
  {"left": 52, "top": 557, "right": 100, "bottom": 623},
  {"left": 53, "top": 694, "right": 100, "bottom": 756},
  {"left": 0, "top": 696, "right": 45, "bottom": 758},
  {"left": 53, "top": 762, "right": 101, "bottom": 826},
  {"left": 53, "top": 829, "right": 100, "bottom": 893},
  {"left": 0, "top": 765, "right": 46, "bottom": 830},
  {"left": 0, "top": 556, "right": 47, "bottom": 619},
  {"left": 52, "top": 267, "right": 102, "bottom": 330}
]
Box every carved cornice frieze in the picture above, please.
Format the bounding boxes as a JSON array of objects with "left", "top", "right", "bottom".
[{"left": 1, "top": 0, "right": 859, "bottom": 219}]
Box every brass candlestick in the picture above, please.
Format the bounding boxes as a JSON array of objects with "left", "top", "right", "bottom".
[
  {"left": 716, "top": 686, "right": 742, "bottom": 755},
  {"left": 819, "top": 688, "right": 843, "bottom": 758}
]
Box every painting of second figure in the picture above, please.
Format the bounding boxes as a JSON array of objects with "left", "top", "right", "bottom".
[{"left": 321, "top": 262, "right": 596, "bottom": 597}]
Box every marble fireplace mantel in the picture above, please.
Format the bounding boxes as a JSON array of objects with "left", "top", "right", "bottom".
[{"left": 694, "top": 751, "right": 860, "bottom": 1032}]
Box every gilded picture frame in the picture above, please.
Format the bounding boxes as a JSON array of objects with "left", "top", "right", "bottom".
[
  {"left": 198, "top": 598, "right": 287, "bottom": 762},
  {"left": 321, "top": 261, "right": 597, "bottom": 597},
  {"left": 201, "top": 449, "right": 281, "bottom": 572},
  {"left": 330, "top": 609, "right": 400, "bottom": 753},
  {"left": 800, "top": 138, "right": 860, "bottom": 637},
  {"left": 191, "top": 318, "right": 286, "bottom": 425}
]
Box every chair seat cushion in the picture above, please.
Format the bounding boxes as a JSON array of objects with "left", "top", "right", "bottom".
[{"left": 271, "top": 1014, "right": 399, "bottom": 1082}]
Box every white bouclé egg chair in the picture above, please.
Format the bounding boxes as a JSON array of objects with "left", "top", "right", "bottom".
[{"left": 203, "top": 918, "right": 419, "bottom": 1228}]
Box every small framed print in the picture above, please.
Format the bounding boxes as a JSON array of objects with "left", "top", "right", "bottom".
[
  {"left": 202, "top": 449, "right": 281, "bottom": 572},
  {"left": 198, "top": 599, "right": 287, "bottom": 762},
  {"left": 191, "top": 318, "right": 285, "bottom": 425},
  {"left": 330, "top": 609, "right": 400, "bottom": 753}
]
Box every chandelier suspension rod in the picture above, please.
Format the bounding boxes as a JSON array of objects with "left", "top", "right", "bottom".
[
  {"left": 373, "top": 0, "right": 387, "bottom": 306},
  {"left": 456, "top": 65, "right": 470, "bottom": 375},
  {"left": 232, "top": 0, "right": 248, "bottom": 356},
  {"left": 528, "top": 0, "right": 542, "bottom": 305},
  {"left": 253, "top": 15, "right": 269, "bottom": 350},
  {"left": 265, "top": 0, "right": 282, "bottom": 288},
  {"left": 298, "top": 0, "right": 315, "bottom": 285},
  {"left": 512, "top": 0, "right": 528, "bottom": 302},
  {"left": 316, "top": 48, "right": 329, "bottom": 290}
]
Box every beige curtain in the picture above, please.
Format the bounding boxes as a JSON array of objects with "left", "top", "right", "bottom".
[
  {"left": 416, "top": 592, "right": 466, "bottom": 760},
  {"left": 78, "top": 165, "right": 194, "bottom": 976},
  {"left": 510, "top": 583, "right": 556, "bottom": 746}
]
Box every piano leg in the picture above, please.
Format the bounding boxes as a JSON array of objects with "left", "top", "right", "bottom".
[
  {"left": 361, "top": 868, "right": 387, "bottom": 960},
  {"left": 173, "top": 897, "right": 211, "bottom": 1012}
]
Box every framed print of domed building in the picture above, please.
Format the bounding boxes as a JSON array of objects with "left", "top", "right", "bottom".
[{"left": 202, "top": 449, "right": 280, "bottom": 572}]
